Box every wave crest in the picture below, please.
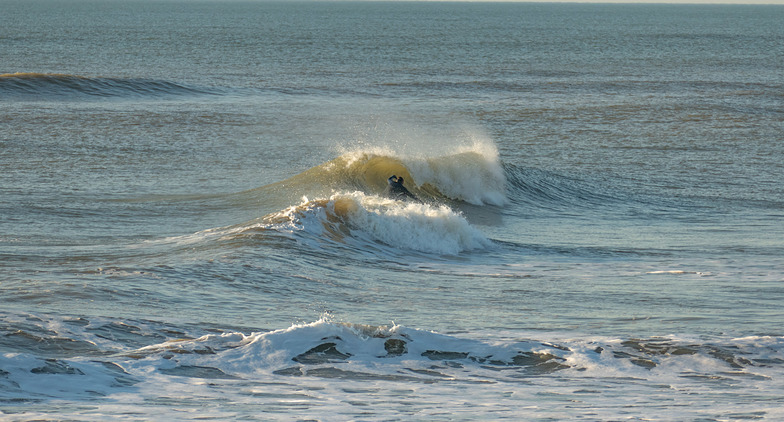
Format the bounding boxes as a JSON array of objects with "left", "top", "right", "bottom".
[
  {"left": 262, "top": 144, "right": 507, "bottom": 207},
  {"left": 125, "top": 318, "right": 572, "bottom": 377}
]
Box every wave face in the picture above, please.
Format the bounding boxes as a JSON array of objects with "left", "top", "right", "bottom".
[{"left": 0, "top": 72, "right": 217, "bottom": 99}]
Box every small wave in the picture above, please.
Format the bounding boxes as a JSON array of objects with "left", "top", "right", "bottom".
[
  {"left": 126, "top": 318, "right": 573, "bottom": 377},
  {"left": 4, "top": 313, "right": 784, "bottom": 410},
  {"left": 249, "top": 192, "right": 492, "bottom": 255},
  {"left": 0, "top": 72, "right": 218, "bottom": 99},
  {"left": 123, "top": 318, "right": 784, "bottom": 382},
  {"left": 646, "top": 270, "right": 701, "bottom": 275}
]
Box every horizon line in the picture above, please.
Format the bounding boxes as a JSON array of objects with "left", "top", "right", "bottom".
[
  {"left": 280, "top": 0, "right": 784, "bottom": 4},
  {"left": 252, "top": 0, "right": 784, "bottom": 5}
]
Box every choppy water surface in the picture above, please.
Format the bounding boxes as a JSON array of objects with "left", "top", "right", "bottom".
[{"left": 2, "top": 1, "right": 783, "bottom": 420}]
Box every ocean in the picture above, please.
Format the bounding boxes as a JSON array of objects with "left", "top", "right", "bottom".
[{"left": 2, "top": 0, "right": 783, "bottom": 420}]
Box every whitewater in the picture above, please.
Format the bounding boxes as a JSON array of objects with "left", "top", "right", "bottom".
[{"left": 2, "top": 1, "right": 784, "bottom": 420}]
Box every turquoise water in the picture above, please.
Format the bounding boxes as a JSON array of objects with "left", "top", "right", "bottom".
[{"left": 2, "top": 1, "right": 783, "bottom": 420}]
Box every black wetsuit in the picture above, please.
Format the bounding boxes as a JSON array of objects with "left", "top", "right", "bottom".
[{"left": 385, "top": 176, "right": 419, "bottom": 202}]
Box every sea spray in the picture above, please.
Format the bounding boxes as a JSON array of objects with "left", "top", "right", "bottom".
[
  {"left": 338, "top": 122, "right": 508, "bottom": 205},
  {"left": 404, "top": 146, "right": 507, "bottom": 206}
]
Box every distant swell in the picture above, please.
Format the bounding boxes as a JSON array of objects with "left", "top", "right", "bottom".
[
  {"left": 0, "top": 72, "right": 218, "bottom": 99},
  {"left": 505, "top": 164, "right": 628, "bottom": 212}
]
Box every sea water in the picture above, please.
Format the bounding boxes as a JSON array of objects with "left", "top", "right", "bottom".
[{"left": 1, "top": 1, "right": 783, "bottom": 420}]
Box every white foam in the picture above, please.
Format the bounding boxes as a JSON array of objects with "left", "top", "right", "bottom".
[
  {"left": 142, "top": 318, "right": 540, "bottom": 375},
  {"left": 267, "top": 192, "right": 493, "bottom": 255},
  {"left": 345, "top": 192, "right": 493, "bottom": 254},
  {"left": 646, "top": 270, "right": 701, "bottom": 275},
  {"left": 4, "top": 314, "right": 784, "bottom": 421},
  {"left": 0, "top": 353, "right": 129, "bottom": 400}
]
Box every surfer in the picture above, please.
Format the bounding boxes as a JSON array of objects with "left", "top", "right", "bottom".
[{"left": 385, "top": 175, "right": 420, "bottom": 202}]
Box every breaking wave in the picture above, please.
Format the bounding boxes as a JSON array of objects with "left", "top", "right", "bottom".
[
  {"left": 3, "top": 312, "right": 783, "bottom": 410},
  {"left": 166, "top": 142, "right": 507, "bottom": 256},
  {"left": 254, "top": 142, "right": 507, "bottom": 207},
  {"left": 274, "top": 192, "right": 490, "bottom": 254},
  {"left": 135, "top": 141, "right": 506, "bottom": 257},
  {"left": 212, "top": 192, "right": 493, "bottom": 256}
]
